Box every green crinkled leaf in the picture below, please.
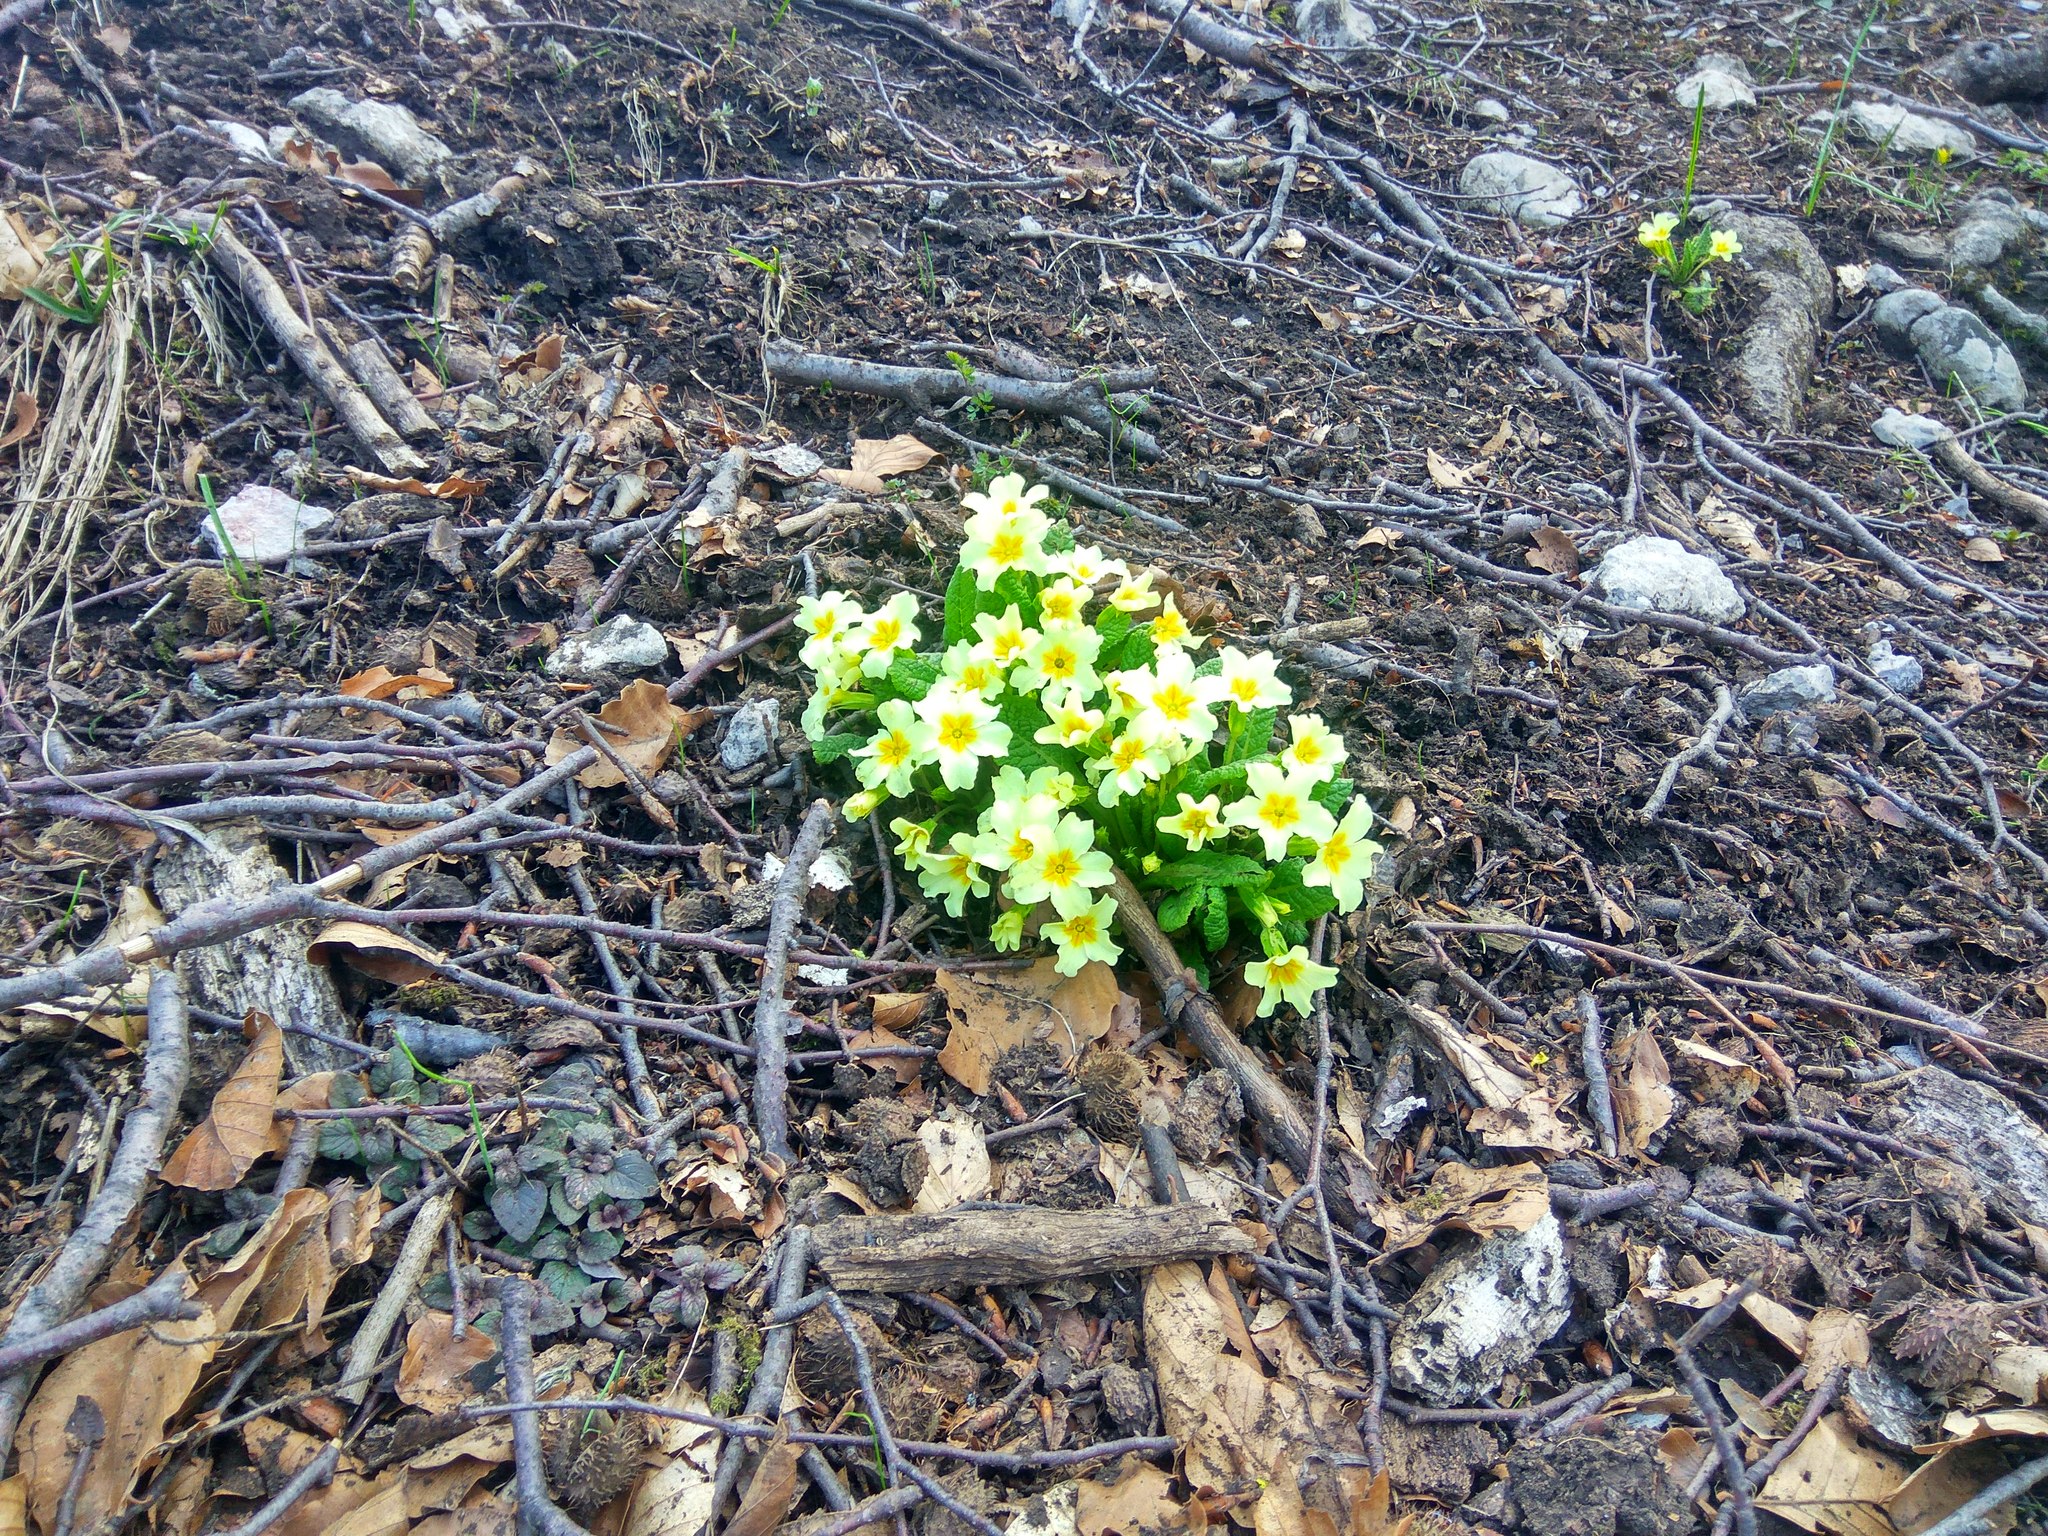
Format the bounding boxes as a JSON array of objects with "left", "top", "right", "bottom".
[
  {"left": 1310, "top": 775, "right": 1354, "bottom": 815},
  {"left": 942, "top": 564, "right": 981, "bottom": 646},
  {"left": 811, "top": 731, "right": 865, "bottom": 766},
  {"left": 602, "top": 1151, "right": 659, "bottom": 1201},
  {"left": 1228, "top": 707, "right": 1279, "bottom": 763},
  {"left": 1115, "top": 629, "right": 1156, "bottom": 672},
  {"left": 1266, "top": 859, "right": 1338, "bottom": 924},
  {"left": 1152, "top": 852, "right": 1269, "bottom": 889},
  {"left": 403, "top": 1116, "right": 468, "bottom": 1153},
  {"left": 1157, "top": 886, "right": 1201, "bottom": 933},
  {"left": 317, "top": 1122, "right": 362, "bottom": 1162},
  {"left": 1180, "top": 760, "right": 1251, "bottom": 800},
  {"left": 1044, "top": 519, "right": 1075, "bottom": 555},
  {"left": 992, "top": 569, "right": 1038, "bottom": 614},
  {"left": 1201, "top": 887, "right": 1231, "bottom": 951},
  {"left": 885, "top": 651, "right": 940, "bottom": 701},
  {"left": 491, "top": 1176, "right": 548, "bottom": 1243},
  {"left": 541, "top": 1260, "right": 599, "bottom": 1304},
  {"left": 328, "top": 1073, "right": 366, "bottom": 1109},
  {"left": 1096, "top": 607, "right": 1132, "bottom": 649}
]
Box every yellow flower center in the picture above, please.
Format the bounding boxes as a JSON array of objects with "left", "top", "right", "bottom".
[
  {"left": 945, "top": 853, "right": 974, "bottom": 882},
  {"left": 1042, "top": 592, "right": 1078, "bottom": 623},
  {"left": 993, "top": 632, "right": 1024, "bottom": 661},
  {"left": 1042, "top": 849, "right": 1080, "bottom": 887},
  {"left": 1259, "top": 791, "right": 1300, "bottom": 829},
  {"left": 1182, "top": 807, "right": 1215, "bottom": 834},
  {"left": 1322, "top": 831, "right": 1349, "bottom": 867},
  {"left": 868, "top": 617, "right": 902, "bottom": 649},
  {"left": 1112, "top": 739, "right": 1145, "bottom": 771},
  {"left": 1044, "top": 644, "right": 1078, "bottom": 680},
  {"left": 989, "top": 530, "right": 1025, "bottom": 565},
  {"left": 1063, "top": 912, "right": 1099, "bottom": 945},
  {"left": 960, "top": 663, "right": 993, "bottom": 690},
  {"left": 938, "top": 714, "right": 978, "bottom": 752},
  {"left": 1294, "top": 736, "right": 1324, "bottom": 765},
  {"left": 1153, "top": 682, "right": 1196, "bottom": 722},
  {"left": 1154, "top": 612, "right": 1187, "bottom": 642},
  {"left": 1007, "top": 831, "right": 1035, "bottom": 863},
  {"left": 878, "top": 734, "right": 911, "bottom": 768},
  {"left": 1268, "top": 956, "right": 1303, "bottom": 986},
  {"left": 1230, "top": 678, "right": 1260, "bottom": 705}
]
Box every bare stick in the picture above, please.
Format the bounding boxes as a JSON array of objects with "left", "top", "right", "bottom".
[
  {"left": 1916, "top": 1451, "right": 2048, "bottom": 1536},
  {"left": 912, "top": 416, "right": 1187, "bottom": 533},
  {"left": 1535, "top": 1373, "right": 1637, "bottom": 1440},
  {"left": 0, "top": 1268, "right": 199, "bottom": 1378},
  {"left": 1111, "top": 870, "right": 1375, "bottom": 1230},
  {"left": 1231, "top": 105, "right": 1308, "bottom": 264},
  {"left": 0, "top": 746, "right": 597, "bottom": 1014},
  {"left": 1930, "top": 436, "right": 2048, "bottom": 529},
  {"left": 754, "top": 800, "right": 834, "bottom": 1168},
  {"left": 796, "top": 1487, "right": 924, "bottom": 1536},
  {"left": 1640, "top": 685, "right": 1735, "bottom": 819},
  {"left": 214, "top": 1443, "right": 341, "bottom": 1536},
  {"left": 500, "top": 1280, "right": 594, "bottom": 1536},
  {"left": 343, "top": 339, "right": 440, "bottom": 440},
  {"left": 1706, "top": 1368, "right": 1844, "bottom": 1535},
  {"left": 1808, "top": 946, "right": 1989, "bottom": 1039},
  {"left": 1578, "top": 993, "right": 1619, "bottom": 1158},
  {"left": 0, "top": 970, "right": 191, "bottom": 1462},
  {"left": 333, "top": 1192, "right": 449, "bottom": 1404},
  {"left": 1672, "top": 1286, "right": 1758, "bottom": 1536},
  {"left": 707, "top": 1228, "right": 813, "bottom": 1525}
]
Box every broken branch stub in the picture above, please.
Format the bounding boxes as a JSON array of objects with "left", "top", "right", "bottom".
[{"left": 809, "top": 1205, "right": 1252, "bottom": 1291}]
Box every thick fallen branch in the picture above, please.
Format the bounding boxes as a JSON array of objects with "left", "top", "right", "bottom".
[
  {"left": 178, "top": 222, "right": 427, "bottom": 477},
  {"left": 764, "top": 340, "right": 1162, "bottom": 461},
  {"left": 0, "top": 1269, "right": 199, "bottom": 1379},
  {"left": 810, "top": 1204, "right": 1253, "bottom": 1290},
  {"left": 1111, "top": 870, "right": 1377, "bottom": 1231},
  {"left": 500, "top": 1280, "right": 593, "bottom": 1536},
  {"left": 754, "top": 799, "right": 835, "bottom": 1168},
  {"left": 334, "top": 1192, "right": 449, "bottom": 1404},
  {"left": 0, "top": 970, "right": 192, "bottom": 1463},
  {"left": 1930, "top": 434, "right": 2048, "bottom": 529}
]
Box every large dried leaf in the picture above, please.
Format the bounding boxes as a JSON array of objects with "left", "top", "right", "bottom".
[
  {"left": 1374, "top": 1160, "right": 1550, "bottom": 1255},
  {"left": 160, "top": 1016, "right": 285, "bottom": 1190},
  {"left": 544, "top": 678, "right": 708, "bottom": 789},
  {"left": 307, "top": 920, "right": 444, "bottom": 985},
  {"left": 935, "top": 959, "right": 1120, "bottom": 1095},
  {"left": 1758, "top": 1413, "right": 1908, "bottom": 1536},
  {"left": 817, "top": 433, "right": 939, "bottom": 495},
  {"left": 619, "top": 1377, "right": 721, "bottom": 1536},
  {"left": 19, "top": 1190, "right": 331, "bottom": 1533},
  {"left": 397, "top": 1312, "right": 498, "bottom": 1412},
  {"left": 1615, "top": 1027, "right": 1675, "bottom": 1154},
  {"left": 1884, "top": 1439, "right": 2021, "bottom": 1536},
  {"left": 723, "top": 1422, "right": 801, "bottom": 1536},
  {"left": 910, "top": 1111, "right": 992, "bottom": 1212},
  {"left": 1805, "top": 1309, "right": 1872, "bottom": 1382},
  {"left": 1075, "top": 1460, "right": 1182, "bottom": 1536}
]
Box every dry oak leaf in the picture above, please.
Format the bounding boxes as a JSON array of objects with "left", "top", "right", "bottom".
[
  {"left": 1375, "top": 1160, "right": 1550, "bottom": 1255},
  {"left": 934, "top": 959, "right": 1120, "bottom": 1095},
  {"left": 397, "top": 1311, "right": 499, "bottom": 1412},
  {"left": 817, "top": 433, "right": 939, "bottom": 495},
  {"left": 544, "top": 678, "right": 708, "bottom": 790},
  {"left": 160, "top": 1015, "right": 286, "bottom": 1190},
  {"left": 1525, "top": 525, "right": 1582, "bottom": 578},
  {"left": 1425, "top": 447, "right": 1475, "bottom": 490},
  {"left": 308, "top": 920, "right": 444, "bottom": 986},
  {"left": 910, "top": 1110, "right": 992, "bottom": 1212},
  {"left": 1075, "top": 1457, "right": 1183, "bottom": 1536},
  {"left": 338, "top": 664, "right": 457, "bottom": 703},
  {"left": 346, "top": 470, "right": 490, "bottom": 498},
  {"left": 1615, "top": 1026, "right": 1676, "bottom": 1154},
  {"left": 1758, "top": 1412, "right": 1908, "bottom": 1536},
  {"left": 619, "top": 1376, "right": 721, "bottom": 1536},
  {"left": 0, "top": 390, "right": 38, "bottom": 452}
]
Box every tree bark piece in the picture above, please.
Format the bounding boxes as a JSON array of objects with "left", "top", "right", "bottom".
[
  {"left": 811, "top": 1203, "right": 1252, "bottom": 1291},
  {"left": 1111, "top": 870, "right": 1378, "bottom": 1232},
  {"left": 191, "top": 224, "right": 427, "bottom": 476}
]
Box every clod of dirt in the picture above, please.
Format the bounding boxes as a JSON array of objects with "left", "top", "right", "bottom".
[
  {"left": 471, "top": 189, "right": 624, "bottom": 311},
  {"left": 1170, "top": 1069, "right": 1243, "bottom": 1160},
  {"left": 1499, "top": 1430, "right": 1693, "bottom": 1536},
  {"left": 1098, "top": 1360, "right": 1157, "bottom": 1434},
  {"left": 1384, "top": 1416, "right": 1496, "bottom": 1506},
  {"left": 1390, "top": 1211, "right": 1572, "bottom": 1406},
  {"left": 848, "top": 1098, "right": 920, "bottom": 1207},
  {"left": 1935, "top": 36, "right": 2048, "bottom": 104},
  {"left": 1074, "top": 1048, "right": 1145, "bottom": 1141}
]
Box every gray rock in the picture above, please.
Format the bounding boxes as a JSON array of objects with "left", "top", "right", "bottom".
[
  {"left": 1910, "top": 305, "right": 2028, "bottom": 411},
  {"left": 1739, "top": 663, "right": 1837, "bottom": 717},
  {"left": 1873, "top": 287, "right": 1946, "bottom": 350},
  {"left": 1673, "top": 54, "right": 1755, "bottom": 111},
  {"left": 1708, "top": 210, "right": 1831, "bottom": 430},
  {"left": 542, "top": 615, "right": 669, "bottom": 678},
  {"left": 1868, "top": 638, "right": 1924, "bottom": 695},
  {"left": 288, "top": 88, "right": 453, "bottom": 185},
  {"left": 1459, "top": 151, "right": 1583, "bottom": 229},
  {"left": 752, "top": 444, "right": 822, "bottom": 482},
  {"left": 1950, "top": 192, "right": 2040, "bottom": 271},
  {"left": 1591, "top": 535, "right": 1745, "bottom": 624},
  {"left": 208, "top": 119, "right": 276, "bottom": 160},
  {"left": 720, "top": 697, "right": 780, "bottom": 771},
  {"left": 1470, "top": 96, "right": 1511, "bottom": 125},
  {"left": 1391, "top": 1212, "right": 1571, "bottom": 1406},
  {"left": 1871, "top": 407, "right": 1952, "bottom": 452},
  {"left": 1864, "top": 262, "right": 1909, "bottom": 294},
  {"left": 373, "top": 1010, "right": 509, "bottom": 1066},
  {"left": 1842, "top": 100, "right": 1977, "bottom": 158},
  {"left": 202, "top": 484, "right": 334, "bottom": 564},
  {"left": 1293, "top": 0, "right": 1375, "bottom": 55},
  {"left": 540, "top": 38, "right": 578, "bottom": 71}
]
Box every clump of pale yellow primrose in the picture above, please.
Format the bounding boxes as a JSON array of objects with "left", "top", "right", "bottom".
[{"left": 796, "top": 471, "right": 1385, "bottom": 1012}]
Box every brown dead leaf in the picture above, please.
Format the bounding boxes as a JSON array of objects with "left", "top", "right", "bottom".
[
  {"left": 20, "top": 1190, "right": 332, "bottom": 1534},
  {"left": 1861, "top": 795, "right": 1912, "bottom": 829},
  {"left": 817, "top": 433, "right": 940, "bottom": 496},
  {"left": 1805, "top": 1309, "right": 1871, "bottom": 1382},
  {"left": 0, "top": 391, "right": 39, "bottom": 451},
  {"left": 1425, "top": 447, "right": 1474, "bottom": 490},
  {"left": 1525, "top": 526, "right": 1581, "bottom": 578},
  {"left": 1478, "top": 416, "right": 1515, "bottom": 457},
  {"left": 1701, "top": 495, "right": 1771, "bottom": 562},
  {"left": 934, "top": 959, "right": 1119, "bottom": 1094},
  {"left": 1615, "top": 1028, "right": 1675, "bottom": 1154},
  {"left": 1884, "top": 1439, "right": 2021, "bottom": 1536},
  {"left": 1376, "top": 1161, "right": 1550, "bottom": 1255},
  {"left": 337, "top": 665, "right": 457, "bottom": 703},
  {"left": 911, "top": 1111, "right": 991, "bottom": 1212},
  {"left": 1076, "top": 1457, "right": 1183, "bottom": 1536},
  {"left": 1471, "top": 1086, "right": 1585, "bottom": 1155},
  {"left": 1964, "top": 536, "right": 2008, "bottom": 564},
  {"left": 346, "top": 470, "right": 490, "bottom": 499},
  {"left": 619, "top": 1377, "right": 720, "bottom": 1536},
  {"left": 0, "top": 212, "right": 56, "bottom": 300},
  {"left": 397, "top": 1313, "right": 498, "bottom": 1413},
  {"left": 544, "top": 678, "right": 708, "bottom": 790},
  {"left": 723, "top": 1422, "right": 801, "bottom": 1536},
  {"left": 1759, "top": 1413, "right": 1908, "bottom": 1536},
  {"left": 307, "top": 921, "right": 444, "bottom": 985},
  {"left": 868, "top": 992, "right": 928, "bottom": 1031},
  {"left": 844, "top": 1025, "right": 921, "bottom": 1087},
  {"left": 1943, "top": 659, "right": 1987, "bottom": 703},
  {"left": 161, "top": 1016, "right": 285, "bottom": 1190}
]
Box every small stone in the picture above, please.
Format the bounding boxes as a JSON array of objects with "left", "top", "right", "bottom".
[
  {"left": 1458, "top": 151, "right": 1583, "bottom": 229},
  {"left": 1203, "top": 110, "right": 1238, "bottom": 138},
  {"left": 1739, "top": 663, "right": 1837, "bottom": 717},
  {"left": 1470, "top": 96, "right": 1511, "bottom": 125},
  {"left": 542, "top": 615, "right": 669, "bottom": 678},
  {"left": 1950, "top": 193, "right": 2039, "bottom": 271},
  {"left": 1864, "top": 261, "right": 1909, "bottom": 293},
  {"left": 539, "top": 38, "right": 577, "bottom": 70},
  {"left": 1842, "top": 100, "right": 1978, "bottom": 158},
  {"left": 201, "top": 485, "right": 334, "bottom": 564},
  {"left": 1293, "top": 0, "right": 1375, "bottom": 56},
  {"left": 1909, "top": 306, "right": 2028, "bottom": 412},
  {"left": 1591, "top": 535, "right": 1745, "bottom": 624},
  {"left": 719, "top": 697, "right": 780, "bottom": 771},
  {"left": 1673, "top": 54, "right": 1756, "bottom": 111},
  {"left": 1391, "top": 1212, "right": 1572, "bottom": 1406},
  {"left": 752, "top": 444, "right": 823, "bottom": 482},
  {"left": 1872, "top": 287, "right": 1947, "bottom": 350},
  {"left": 1868, "top": 638, "right": 1924, "bottom": 695},
  {"left": 1871, "top": 407, "right": 1953, "bottom": 452},
  {"left": 288, "top": 89, "right": 453, "bottom": 185},
  {"left": 208, "top": 119, "right": 275, "bottom": 160}
]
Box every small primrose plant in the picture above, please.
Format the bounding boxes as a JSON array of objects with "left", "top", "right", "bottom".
[
  {"left": 797, "top": 473, "right": 1385, "bottom": 1016},
  {"left": 1637, "top": 213, "right": 1742, "bottom": 314}
]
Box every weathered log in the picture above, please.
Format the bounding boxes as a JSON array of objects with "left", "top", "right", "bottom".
[{"left": 810, "top": 1204, "right": 1251, "bottom": 1290}]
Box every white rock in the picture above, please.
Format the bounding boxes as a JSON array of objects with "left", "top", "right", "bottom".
[
  {"left": 432, "top": 4, "right": 491, "bottom": 42},
  {"left": 542, "top": 615, "right": 669, "bottom": 677},
  {"left": 1459, "top": 151, "right": 1583, "bottom": 229},
  {"left": 720, "top": 697, "right": 781, "bottom": 771},
  {"left": 1739, "top": 663, "right": 1837, "bottom": 717},
  {"left": 1391, "top": 1212, "right": 1572, "bottom": 1406},
  {"left": 208, "top": 119, "right": 276, "bottom": 160},
  {"left": 1673, "top": 56, "right": 1756, "bottom": 112},
  {"left": 1294, "top": 0, "right": 1375, "bottom": 55},
  {"left": 1842, "top": 100, "right": 1977, "bottom": 158},
  {"left": 1868, "top": 639, "right": 1924, "bottom": 695},
  {"left": 540, "top": 39, "right": 577, "bottom": 71},
  {"left": 289, "top": 88, "right": 454, "bottom": 185},
  {"left": 1591, "top": 535, "right": 1745, "bottom": 623},
  {"left": 752, "top": 444, "right": 823, "bottom": 482},
  {"left": 1872, "top": 408, "right": 1952, "bottom": 452},
  {"left": 201, "top": 485, "right": 333, "bottom": 564},
  {"left": 1470, "top": 96, "right": 1512, "bottom": 125}
]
